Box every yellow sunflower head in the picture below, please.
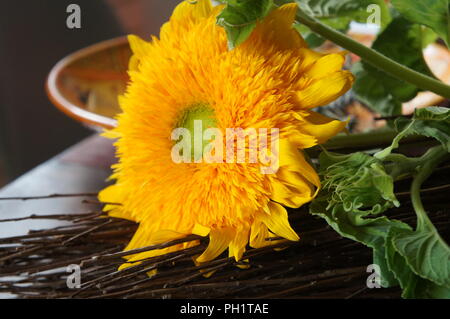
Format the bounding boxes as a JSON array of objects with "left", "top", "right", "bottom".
[{"left": 99, "top": 0, "right": 354, "bottom": 269}]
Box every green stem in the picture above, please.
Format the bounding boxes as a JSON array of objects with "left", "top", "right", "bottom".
[
  {"left": 384, "top": 154, "right": 420, "bottom": 181},
  {"left": 322, "top": 128, "right": 428, "bottom": 151},
  {"left": 410, "top": 145, "right": 449, "bottom": 231},
  {"left": 274, "top": 2, "right": 450, "bottom": 99}
]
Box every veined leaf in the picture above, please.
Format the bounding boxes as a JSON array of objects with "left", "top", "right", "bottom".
[
  {"left": 391, "top": 0, "right": 450, "bottom": 47},
  {"left": 296, "top": 0, "right": 391, "bottom": 27},
  {"left": 352, "top": 62, "right": 402, "bottom": 116},
  {"left": 217, "top": 0, "right": 273, "bottom": 49},
  {"left": 373, "top": 248, "right": 399, "bottom": 288},
  {"left": 395, "top": 107, "right": 450, "bottom": 151},
  {"left": 386, "top": 229, "right": 450, "bottom": 298},
  {"left": 353, "top": 16, "right": 436, "bottom": 116},
  {"left": 310, "top": 199, "right": 408, "bottom": 288},
  {"left": 376, "top": 106, "right": 450, "bottom": 159},
  {"left": 294, "top": 0, "right": 391, "bottom": 48},
  {"left": 392, "top": 223, "right": 450, "bottom": 288}
]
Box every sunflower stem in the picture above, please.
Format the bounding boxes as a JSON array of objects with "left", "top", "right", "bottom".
[
  {"left": 273, "top": 1, "right": 450, "bottom": 99},
  {"left": 322, "top": 128, "right": 427, "bottom": 151}
]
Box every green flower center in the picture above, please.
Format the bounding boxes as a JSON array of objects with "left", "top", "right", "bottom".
[
  {"left": 175, "top": 103, "right": 217, "bottom": 161},
  {"left": 177, "top": 103, "right": 217, "bottom": 134}
]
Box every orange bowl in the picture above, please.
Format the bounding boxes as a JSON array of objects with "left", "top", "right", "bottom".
[{"left": 46, "top": 36, "right": 131, "bottom": 130}]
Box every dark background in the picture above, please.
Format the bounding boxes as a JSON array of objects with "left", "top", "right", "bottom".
[{"left": 0, "top": 0, "right": 180, "bottom": 186}]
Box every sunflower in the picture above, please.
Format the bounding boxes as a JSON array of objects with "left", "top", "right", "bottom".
[{"left": 99, "top": 0, "right": 354, "bottom": 270}]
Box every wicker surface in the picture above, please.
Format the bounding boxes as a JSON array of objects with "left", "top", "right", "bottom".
[{"left": 0, "top": 161, "right": 448, "bottom": 298}]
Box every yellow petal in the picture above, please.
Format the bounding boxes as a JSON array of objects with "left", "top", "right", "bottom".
[
  {"left": 119, "top": 242, "right": 197, "bottom": 271},
  {"left": 171, "top": 0, "right": 213, "bottom": 22},
  {"left": 107, "top": 208, "right": 129, "bottom": 221},
  {"left": 128, "top": 54, "right": 140, "bottom": 72},
  {"left": 297, "top": 110, "right": 347, "bottom": 145},
  {"left": 192, "top": 223, "right": 211, "bottom": 237},
  {"left": 196, "top": 228, "right": 234, "bottom": 263},
  {"left": 98, "top": 184, "right": 134, "bottom": 221},
  {"left": 285, "top": 131, "right": 317, "bottom": 149},
  {"left": 279, "top": 139, "right": 321, "bottom": 187},
  {"left": 122, "top": 224, "right": 150, "bottom": 255},
  {"left": 270, "top": 175, "right": 315, "bottom": 208},
  {"left": 127, "top": 35, "right": 152, "bottom": 72},
  {"left": 259, "top": 202, "right": 299, "bottom": 242},
  {"left": 249, "top": 219, "right": 270, "bottom": 248},
  {"left": 128, "top": 35, "right": 150, "bottom": 58},
  {"left": 305, "top": 53, "right": 346, "bottom": 79},
  {"left": 118, "top": 225, "right": 199, "bottom": 271},
  {"left": 123, "top": 225, "right": 189, "bottom": 254},
  {"left": 250, "top": 3, "right": 306, "bottom": 50},
  {"left": 236, "top": 260, "right": 251, "bottom": 269},
  {"left": 228, "top": 227, "right": 249, "bottom": 261},
  {"left": 118, "top": 248, "right": 166, "bottom": 271},
  {"left": 101, "top": 128, "right": 120, "bottom": 139},
  {"left": 295, "top": 71, "right": 354, "bottom": 109},
  {"left": 148, "top": 229, "right": 187, "bottom": 244},
  {"left": 160, "top": 1, "right": 221, "bottom": 45},
  {"left": 146, "top": 269, "right": 158, "bottom": 277},
  {"left": 98, "top": 185, "right": 120, "bottom": 207},
  {"left": 297, "top": 48, "right": 326, "bottom": 71}
]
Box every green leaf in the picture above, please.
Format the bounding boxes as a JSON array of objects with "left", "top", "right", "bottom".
[
  {"left": 392, "top": 224, "right": 450, "bottom": 288},
  {"left": 294, "top": 24, "right": 327, "bottom": 48},
  {"left": 319, "top": 151, "right": 400, "bottom": 214},
  {"left": 217, "top": 0, "right": 274, "bottom": 49},
  {"left": 296, "top": 0, "right": 391, "bottom": 27},
  {"left": 368, "top": 18, "right": 436, "bottom": 100},
  {"left": 396, "top": 107, "right": 450, "bottom": 151},
  {"left": 391, "top": 0, "right": 450, "bottom": 46},
  {"left": 385, "top": 229, "right": 450, "bottom": 298},
  {"left": 310, "top": 199, "right": 406, "bottom": 248},
  {"left": 294, "top": 0, "right": 391, "bottom": 48},
  {"left": 373, "top": 248, "right": 398, "bottom": 288},
  {"left": 376, "top": 106, "right": 450, "bottom": 159},
  {"left": 352, "top": 62, "right": 402, "bottom": 117},
  {"left": 352, "top": 16, "right": 435, "bottom": 116},
  {"left": 310, "top": 149, "right": 450, "bottom": 296},
  {"left": 310, "top": 199, "right": 408, "bottom": 288},
  {"left": 310, "top": 151, "right": 406, "bottom": 287},
  {"left": 421, "top": 26, "right": 440, "bottom": 48}
]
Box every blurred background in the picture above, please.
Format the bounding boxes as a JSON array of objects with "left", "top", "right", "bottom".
[{"left": 0, "top": 0, "right": 180, "bottom": 187}]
